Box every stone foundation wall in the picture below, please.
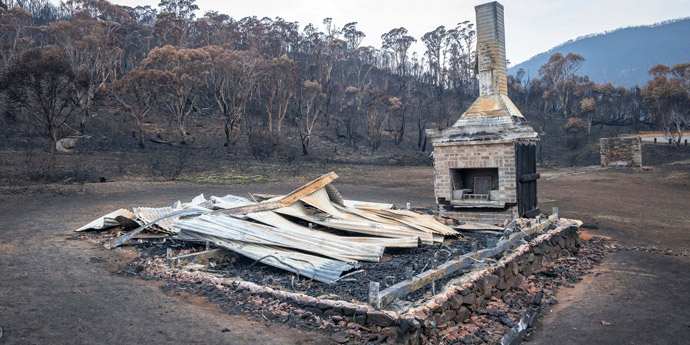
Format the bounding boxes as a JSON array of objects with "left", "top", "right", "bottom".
[
  {"left": 600, "top": 137, "right": 642, "bottom": 167},
  {"left": 441, "top": 206, "right": 517, "bottom": 226},
  {"left": 141, "top": 221, "right": 580, "bottom": 345},
  {"left": 432, "top": 141, "right": 516, "bottom": 203},
  {"left": 390, "top": 223, "right": 579, "bottom": 344}
]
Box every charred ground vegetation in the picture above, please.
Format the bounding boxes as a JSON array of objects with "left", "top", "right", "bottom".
[{"left": 0, "top": 0, "right": 689, "bottom": 183}]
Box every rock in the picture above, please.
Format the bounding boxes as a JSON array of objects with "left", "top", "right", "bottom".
[
  {"left": 499, "top": 315, "right": 515, "bottom": 327},
  {"left": 450, "top": 294, "right": 463, "bottom": 309},
  {"left": 496, "top": 277, "right": 507, "bottom": 290},
  {"left": 522, "top": 264, "right": 533, "bottom": 277},
  {"left": 511, "top": 262, "right": 519, "bottom": 276},
  {"left": 323, "top": 309, "right": 340, "bottom": 319},
  {"left": 56, "top": 137, "right": 77, "bottom": 153},
  {"left": 318, "top": 302, "right": 333, "bottom": 310},
  {"left": 342, "top": 305, "right": 357, "bottom": 316},
  {"left": 485, "top": 274, "right": 500, "bottom": 288},
  {"left": 332, "top": 331, "right": 351, "bottom": 343},
  {"left": 367, "top": 311, "right": 396, "bottom": 327},
  {"left": 400, "top": 318, "right": 419, "bottom": 333},
  {"left": 221, "top": 328, "right": 230, "bottom": 332},
  {"left": 305, "top": 306, "right": 323, "bottom": 316},
  {"left": 463, "top": 292, "right": 475, "bottom": 305},
  {"left": 354, "top": 312, "right": 367, "bottom": 325},
  {"left": 433, "top": 312, "right": 445, "bottom": 325},
  {"left": 456, "top": 306, "right": 471, "bottom": 322}
]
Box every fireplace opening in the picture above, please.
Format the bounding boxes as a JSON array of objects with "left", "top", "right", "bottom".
[{"left": 450, "top": 168, "right": 499, "bottom": 202}]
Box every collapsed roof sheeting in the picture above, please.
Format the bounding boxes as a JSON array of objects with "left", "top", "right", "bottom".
[
  {"left": 181, "top": 232, "right": 355, "bottom": 284},
  {"left": 79, "top": 172, "right": 460, "bottom": 284}
]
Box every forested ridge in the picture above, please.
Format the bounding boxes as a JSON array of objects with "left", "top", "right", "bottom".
[{"left": 0, "top": 0, "right": 688, "bottom": 180}]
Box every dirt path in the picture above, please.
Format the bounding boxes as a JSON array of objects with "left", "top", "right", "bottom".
[
  {"left": 0, "top": 183, "right": 331, "bottom": 345},
  {"left": 528, "top": 163, "right": 690, "bottom": 344},
  {"left": 1, "top": 163, "right": 688, "bottom": 344}
]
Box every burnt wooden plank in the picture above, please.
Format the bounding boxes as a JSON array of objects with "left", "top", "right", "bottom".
[
  {"left": 378, "top": 255, "right": 473, "bottom": 307},
  {"left": 376, "top": 215, "right": 563, "bottom": 308},
  {"left": 278, "top": 172, "right": 339, "bottom": 206},
  {"left": 524, "top": 208, "right": 541, "bottom": 218}
]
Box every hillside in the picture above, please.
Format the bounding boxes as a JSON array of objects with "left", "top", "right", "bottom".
[{"left": 509, "top": 18, "right": 690, "bottom": 87}]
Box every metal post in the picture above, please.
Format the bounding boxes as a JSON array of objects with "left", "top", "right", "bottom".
[
  {"left": 205, "top": 241, "right": 210, "bottom": 251},
  {"left": 166, "top": 248, "right": 172, "bottom": 267},
  {"left": 369, "top": 281, "right": 381, "bottom": 309},
  {"left": 669, "top": 138, "right": 672, "bottom": 144}
]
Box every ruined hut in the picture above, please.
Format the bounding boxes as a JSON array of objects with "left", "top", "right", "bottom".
[{"left": 426, "top": 1, "right": 540, "bottom": 225}]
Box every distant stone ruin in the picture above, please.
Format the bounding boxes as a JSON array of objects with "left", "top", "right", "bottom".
[{"left": 600, "top": 137, "right": 642, "bottom": 167}]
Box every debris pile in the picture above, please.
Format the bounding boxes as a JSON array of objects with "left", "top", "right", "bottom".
[{"left": 77, "top": 172, "right": 460, "bottom": 284}]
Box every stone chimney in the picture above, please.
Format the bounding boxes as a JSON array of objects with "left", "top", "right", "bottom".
[
  {"left": 425, "top": 1, "right": 542, "bottom": 221},
  {"left": 475, "top": 1, "right": 507, "bottom": 96}
]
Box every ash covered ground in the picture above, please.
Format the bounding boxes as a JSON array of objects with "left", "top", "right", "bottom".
[{"left": 122, "top": 231, "right": 497, "bottom": 304}]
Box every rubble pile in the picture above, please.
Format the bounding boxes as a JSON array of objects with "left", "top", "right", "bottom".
[
  {"left": 75, "top": 171, "right": 594, "bottom": 344},
  {"left": 77, "top": 172, "right": 460, "bottom": 284},
  {"left": 116, "top": 232, "right": 609, "bottom": 344}
]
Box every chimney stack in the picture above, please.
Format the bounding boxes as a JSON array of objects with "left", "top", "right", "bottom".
[{"left": 475, "top": 2, "right": 507, "bottom": 96}]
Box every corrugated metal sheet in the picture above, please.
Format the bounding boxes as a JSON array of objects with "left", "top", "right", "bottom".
[
  {"left": 275, "top": 202, "right": 434, "bottom": 244},
  {"left": 174, "top": 214, "right": 382, "bottom": 262},
  {"left": 181, "top": 232, "right": 355, "bottom": 284},
  {"left": 76, "top": 209, "right": 136, "bottom": 232},
  {"left": 93, "top": 172, "right": 462, "bottom": 284},
  {"left": 133, "top": 207, "right": 180, "bottom": 234}
]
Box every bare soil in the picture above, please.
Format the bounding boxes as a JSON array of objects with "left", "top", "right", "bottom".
[{"left": 1, "top": 159, "right": 689, "bottom": 344}]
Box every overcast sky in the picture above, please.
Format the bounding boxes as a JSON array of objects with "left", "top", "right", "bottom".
[{"left": 112, "top": 0, "right": 690, "bottom": 65}]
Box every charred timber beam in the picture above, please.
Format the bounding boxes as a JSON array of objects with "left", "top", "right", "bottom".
[
  {"left": 167, "top": 248, "right": 227, "bottom": 267},
  {"left": 519, "top": 173, "right": 540, "bottom": 183},
  {"left": 523, "top": 208, "right": 541, "bottom": 218}
]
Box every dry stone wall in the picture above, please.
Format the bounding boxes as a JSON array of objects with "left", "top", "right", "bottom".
[
  {"left": 600, "top": 137, "right": 642, "bottom": 167},
  {"left": 139, "top": 221, "right": 580, "bottom": 345}
]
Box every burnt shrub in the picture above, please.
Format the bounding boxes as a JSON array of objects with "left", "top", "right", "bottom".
[
  {"left": 148, "top": 146, "right": 189, "bottom": 181},
  {"left": 248, "top": 130, "right": 278, "bottom": 159}
]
